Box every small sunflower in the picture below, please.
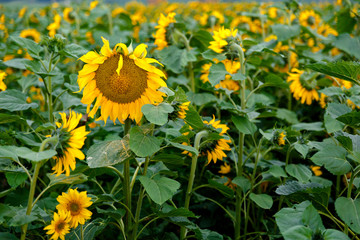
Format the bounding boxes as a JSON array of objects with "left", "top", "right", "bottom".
[
  {"left": 154, "top": 12, "right": 176, "bottom": 50},
  {"left": 310, "top": 165, "right": 322, "bottom": 176},
  {"left": 202, "top": 116, "right": 231, "bottom": 164},
  {"left": 20, "top": 29, "right": 41, "bottom": 43},
  {"left": 53, "top": 110, "right": 90, "bottom": 176},
  {"left": 63, "top": 7, "right": 75, "bottom": 24},
  {"left": 209, "top": 26, "right": 238, "bottom": 53},
  {"left": 278, "top": 131, "right": 286, "bottom": 146},
  {"left": 47, "top": 14, "right": 62, "bottom": 37},
  {"left": 0, "top": 71, "right": 6, "bottom": 91},
  {"left": 287, "top": 68, "right": 320, "bottom": 105},
  {"left": 56, "top": 189, "right": 93, "bottom": 228},
  {"left": 89, "top": 0, "right": 99, "bottom": 10},
  {"left": 78, "top": 37, "right": 167, "bottom": 124},
  {"left": 299, "top": 10, "right": 321, "bottom": 29},
  {"left": 177, "top": 101, "right": 190, "bottom": 119},
  {"left": 201, "top": 59, "right": 240, "bottom": 91},
  {"left": 18, "top": 7, "right": 27, "bottom": 18},
  {"left": 44, "top": 210, "right": 71, "bottom": 240}
]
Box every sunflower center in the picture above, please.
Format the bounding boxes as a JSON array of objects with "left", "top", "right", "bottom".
[
  {"left": 95, "top": 54, "right": 148, "bottom": 104},
  {"left": 69, "top": 202, "right": 80, "bottom": 214},
  {"left": 56, "top": 222, "right": 65, "bottom": 231},
  {"left": 307, "top": 16, "right": 315, "bottom": 26}
]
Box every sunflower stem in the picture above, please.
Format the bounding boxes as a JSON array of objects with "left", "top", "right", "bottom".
[
  {"left": 20, "top": 137, "right": 57, "bottom": 240},
  {"left": 80, "top": 224, "right": 84, "bottom": 240},
  {"left": 180, "top": 130, "right": 208, "bottom": 240},
  {"left": 123, "top": 118, "right": 132, "bottom": 235},
  {"left": 234, "top": 41, "right": 246, "bottom": 240}
]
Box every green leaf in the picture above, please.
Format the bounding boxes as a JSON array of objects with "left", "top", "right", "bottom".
[
  {"left": 302, "top": 202, "right": 325, "bottom": 232},
  {"left": 334, "top": 34, "right": 360, "bottom": 60},
  {"left": 159, "top": 207, "right": 196, "bottom": 218},
  {"left": 271, "top": 24, "right": 301, "bottom": 41},
  {"left": 208, "top": 62, "right": 227, "bottom": 86},
  {"left": 292, "top": 122, "right": 324, "bottom": 131},
  {"left": 66, "top": 218, "right": 107, "bottom": 240},
  {"left": 0, "top": 89, "right": 38, "bottom": 111},
  {"left": 87, "top": 138, "right": 131, "bottom": 168},
  {"left": 324, "top": 114, "right": 344, "bottom": 133},
  {"left": 282, "top": 225, "right": 313, "bottom": 240},
  {"left": 311, "top": 145, "right": 350, "bottom": 175},
  {"left": 194, "top": 228, "right": 224, "bottom": 240},
  {"left": 184, "top": 105, "right": 205, "bottom": 130},
  {"left": 337, "top": 111, "right": 360, "bottom": 127},
  {"left": 231, "top": 72, "right": 246, "bottom": 81},
  {"left": 18, "top": 75, "right": 38, "bottom": 92},
  {"left": 5, "top": 172, "right": 28, "bottom": 188},
  {"left": 0, "top": 232, "right": 18, "bottom": 240},
  {"left": 157, "top": 46, "right": 196, "bottom": 74},
  {"left": 286, "top": 164, "right": 312, "bottom": 183},
  {"left": 25, "top": 60, "right": 57, "bottom": 78},
  {"left": 277, "top": 108, "right": 299, "bottom": 124},
  {"left": 232, "top": 115, "right": 257, "bottom": 135},
  {"left": 294, "top": 143, "right": 309, "bottom": 159},
  {"left": 130, "top": 126, "right": 162, "bottom": 157},
  {"left": 17, "top": 148, "right": 57, "bottom": 162},
  {"left": 8, "top": 208, "right": 37, "bottom": 227},
  {"left": 35, "top": 122, "right": 56, "bottom": 132},
  {"left": 96, "top": 207, "right": 125, "bottom": 220},
  {"left": 2, "top": 58, "right": 28, "bottom": 70},
  {"left": 201, "top": 49, "right": 226, "bottom": 61},
  {"left": 306, "top": 61, "right": 360, "bottom": 85},
  {"left": 47, "top": 173, "right": 88, "bottom": 186},
  {"left": 190, "top": 30, "right": 213, "bottom": 51},
  {"left": 264, "top": 73, "right": 289, "bottom": 88},
  {"left": 232, "top": 176, "right": 251, "bottom": 193},
  {"left": 327, "top": 103, "right": 352, "bottom": 118},
  {"left": 208, "top": 179, "right": 234, "bottom": 198},
  {"left": 186, "top": 92, "right": 218, "bottom": 106},
  {"left": 319, "top": 87, "right": 344, "bottom": 97},
  {"left": 138, "top": 175, "right": 180, "bottom": 205},
  {"left": 335, "top": 197, "right": 360, "bottom": 234},
  {"left": 142, "top": 103, "right": 174, "bottom": 125},
  {"left": 246, "top": 40, "right": 278, "bottom": 55},
  {"left": 0, "top": 113, "right": 24, "bottom": 124},
  {"left": 323, "top": 229, "right": 350, "bottom": 240},
  {"left": 0, "top": 146, "right": 19, "bottom": 161},
  {"left": 62, "top": 43, "right": 88, "bottom": 59},
  {"left": 267, "top": 165, "right": 287, "bottom": 178},
  {"left": 167, "top": 141, "right": 199, "bottom": 156},
  {"left": 249, "top": 193, "right": 273, "bottom": 209},
  {"left": 10, "top": 36, "right": 42, "bottom": 58}
]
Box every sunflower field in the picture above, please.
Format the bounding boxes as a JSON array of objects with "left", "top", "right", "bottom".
[{"left": 0, "top": 0, "right": 360, "bottom": 239}]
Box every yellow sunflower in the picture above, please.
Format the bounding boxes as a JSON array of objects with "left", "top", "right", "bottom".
[
  {"left": 86, "top": 31, "right": 95, "bottom": 44},
  {"left": 299, "top": 10, "right": 321, "bottom": 29},
  {"left": 203, "top": 116, "right": 231, "bottom": 164},
  {"left": 18, "top": 7, "right": 27, "bottom": 18},
  {"left": 47, "top": 14, "right": 62, "bottom": 37},
  {"left": 218, "top": 162, "right": 231, "bottom": 174},
  {"left": 53, "top": 110, "right": 90, "bottom": 176},
  {"left": 317, "top": 24, "right": 338, "bottom": 37},
  {"left": 0, "top": 71, "right": 6, "bottom": 91},
  {"left": 287, "top": 68, "right": 320, "bottom": 105},
  {"left": 177, "top": 101, "right": 190, "bottom": 119},
  {"left": 89, "top": 0, "right": 99, "bottom": 11},
  {"left": 78, "top": 37, "right": 167, "bottom": 124},
  {"left": 20, "top": 29, "right": 41, "bottom": 43},
  {"left": 56, "top": 189, "right": 93, "bottom": 228},
  {"left": 44, "top": 210, "right": 71, "bottom": 240},
  {"left": 310, "top": 165, "right": 322, "bottom": 176},
  {"left": 201, "top": 59, "right": 240, "bottom": 91},
  {"left": 154, "top": 12, "right": 176, "bottom": 50},
  {"left": 63, "top": 7, "right": 75, "bottom": 24},
  {"left": 278, "top": 131, "right": 286, "bottom": 146},
  {"left": 209, "top": 26, "right": 238, "bottom": 53}
]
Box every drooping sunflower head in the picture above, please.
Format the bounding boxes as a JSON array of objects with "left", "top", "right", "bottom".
[
  {"left": 0, "top": 71, "right": 7, "bottom": 91},
  {"left": 201, "top": 116, "right": 231, "bottom": 164},
  {"left": 299, "top": 10, "right": 321, "bottom": 29},
  {"left": 287, "top": 68, "right": 320, "bottom": 105},
  {"left": 53, "top": 110, "right": 90, "bottom": 176},
  {"left": 169, "top": 101, "right": 190, "bottom": 120},
  {"left": 20, "top": 29, "right": 41, "bottom": 43},
  {"left": 209, "top": 26, "right": 239, "bottom": 54},
  {"left": 154, "top": 12, "right": 176, "bottom": 50},
  {"left": 63, "top": 7, "right": 75, "bottom": 24},
  {"left": 44, "top": 210, "right": 71, "bottom": 240},
  {"left": 278, "top": 131, "right": 286, "bottom": 146},
  {"left": 56, "top": 189, "right": 93, "bottom": 229},
  {"left": 78, "top": 37, "right": 167, "bottom": 124}
]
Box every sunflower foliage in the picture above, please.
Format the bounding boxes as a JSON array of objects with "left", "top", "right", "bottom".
[{"left": 0, "top": 1, "right": 360, "bottom": 240}]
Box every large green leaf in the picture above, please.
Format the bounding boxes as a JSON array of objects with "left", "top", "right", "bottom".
[
  {"left": 138, "top": 175, "right": 180, "bottom": 205},
  {"left": 87, "top": 138, "right": 131, "bottom": 168},
  {"left": 310, "top": 145, "right": 350, "bottom": 175},
  {"left": 322, "top": 229, "right": 350, "bottom": 240},
  {"left": 61, "top": 43, "right": 88, "bottom": 59},
  {"left": 66, "top": 218, "right": 107, "bottom": 240},
  {"left": 286, "top": 164, "right": 312, "bottom": 183},
  {"left": 5, "top": 172, "right": 28, "bottom": 188},
  {"left": 157, "top": 46, "right": 196, "bottom": 74},
  {"left": 10, "top": 36, "right": 42, "bottom": 58},
  {"left": 208, "top": 62, "right": 227, "bottom": 86},
  {"left": 335, "top": 197, "right": 360, "bottom": 234},
  {"left": 142, "top": 103, "right": 174, "bottom": 125},
  {"left": 184, "top": 105, "right": 205, "bottom": 130},
  {"left": 334, "top": 34, "right": 360, "bottom": 60},
  {"left": 0, "top": 89, "right": 38, "bottom": 112},
  {"left": 271, "top": 24, "right": 301, "bottom": 41},
  {"left": 130, "top": 126, "right": 162, "bottom": 157},
  {"left": 306, "top": 61, "right": 360, "bottom": 85},
  {"left": 47, "top": 173, "right": 88, "bottom": 186},
  {"left": 232, "top": 115, "right": 257, "bottom": 135},
  {"left": 249, "top": 193, "right": 273, "bottom": 209},
  {"left": 282, "top": 225, "right": 313, "bottom": 240},
  {"left": 0, "top": 145, "right": 56, "bottom": 163}
]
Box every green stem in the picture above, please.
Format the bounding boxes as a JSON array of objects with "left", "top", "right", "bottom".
[
  {"left": 107, "top": 7, "right": 113, "bottom": 35},
  {"left": 123, "top": 119, "right": 132, "bottom": 235},
  {"left": 80, "top": 224, "right": 84, "bottom": 240},
  {"left": 180, "top": 130, "right": 208, "bottom": 240}
]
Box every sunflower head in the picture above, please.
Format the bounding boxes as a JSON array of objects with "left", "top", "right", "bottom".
[
  {"left": 78, "top": 37, "right": 167, "bottom": 124},
  {"left": 299, "top": 10, "right": 321, "bottom": 29},
  {"left": 218, "top": 162, "right": 231, "bottom": 174},
  {"left": 277, "top": 131, "right": 286, "bottom": 146},
  {"left": 56, "top": 189, "right": 93, "bottom": 228},
  {"left": 209, "top": 26, "right": 239, "bottom": 54},
  {"left": 20, "top": 29, "right": 41, "bottom": 43},
  {"left": 310, "top": 165, "right": 322, "bottom": 176},
  {"left": 53, "top": 110, "right": 89, "bottom": 176},
  {"left": 0, "top": 71, "right": 7, "bottom": 91},
  {"left": 154, "top": 12, "right": 176, "bottom": 50},
  {"left": 63, "top": 7, "right": 75, "bottom": 24},
  {"left": 169, "top": 101, "right": 190, "bottom": 120},
  {"left": 44, "top": 210, "right": 71, "bottom": 240}
]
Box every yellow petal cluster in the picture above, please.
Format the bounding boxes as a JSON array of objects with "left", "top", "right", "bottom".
[
  {"left": 209, "top": 26, "right": 238, "bottom": 53},
  {"left": 154, "top": 12, "right": 176, "bottom": 50}
]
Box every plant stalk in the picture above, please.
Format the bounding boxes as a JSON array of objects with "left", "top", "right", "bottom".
[{"left": 123, "top": 119, "right": 132, "bottom": 235}]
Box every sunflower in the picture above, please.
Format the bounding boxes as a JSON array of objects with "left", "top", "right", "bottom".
[
  {"left": 218, "top": 162, "right": 231, "bottom": 174},
  {"left": 44, "top": 210, "right": 71, "bottom": 240},
  {"left": 202, "top": 116, "right": 231, "bottom": 164},
  {"left": 90, "top": 1, "right": 99, "bottom": 10},
  {"left": 317, "top": 24, "right": 338, "bottom": 37},
  {"left": 78, "top": 37, "right": 167, "bottom": 124},
  {"left": 154, "top": 12, "right": 176, "bottom": 50},
  {"left": 287, "top": 68, "right": 320, "bottom": 105},
  {"left": 310, "top": 165, "right": 322, "bottom": 176},
  {"left": 201, "top": 59, "right": 240, "bottom": 91},
  {"left": 56, "top": 189, "right": 93, "bottom": 228},
  {"left": 278, "top": 131, "right": 286, "bottom": 146},
  {"left": 0, "top": 71, "right": 6, "bottom": 91},
  {"left": 20, "top": 29, "right": 41, "bottom": 43},
  {"left": 299, "top": 10, "right": 321, "bottom": 29},
  {"left": 86, "top": 31, "right": 95, "bottom": 44},
  {"left": 47, "top": 14, "right": 62, "bottom": 37},
  {"left": 177, "top": 101, "right": 190, "bottom": 119},
  {"left": 63, "top": 7, "right": 75, "bottom": 24},
  {"left": 18, "top": 7, "right": 27, "bottom": 18},
  {"left": 53, "top": 110, "right": 90, "bottom": 176},
  {"left": 209, "top": 27, "right": 238, "bottom": 53}
]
